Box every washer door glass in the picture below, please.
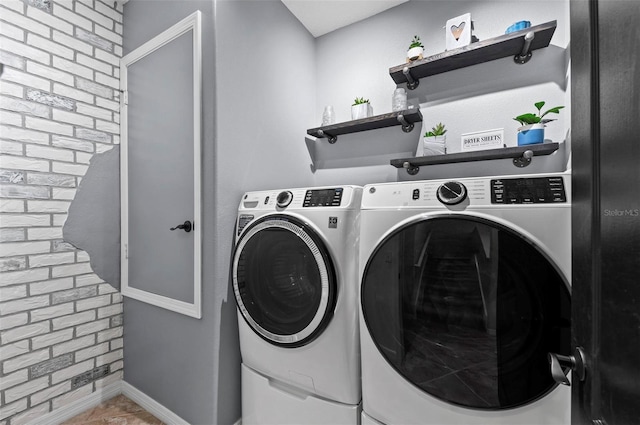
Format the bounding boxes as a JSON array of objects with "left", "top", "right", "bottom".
[
  {"left": 233, "top": 215, "right": 336, "bottom": 347},
  {"left": 361, "top": 216, "right": 571, "bottom": 410}
]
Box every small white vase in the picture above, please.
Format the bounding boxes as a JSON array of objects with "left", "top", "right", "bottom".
[
  {"left": 321, "top": 105, "right": 335, "bottom": 126},
  {"left": 351, "top": 103, "right": 372, "bottom": 120},
  {"left": 422, "top": 135, "right": 446, "bottom": 156},
  {"left": 392, "top": 88, "right": 407, "bottom": 112},
  {"left": 407, "top": 46, "right": 424, "bottom": 61}
]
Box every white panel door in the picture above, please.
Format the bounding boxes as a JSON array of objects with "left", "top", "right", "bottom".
[{"left": 120, "top": 11, "right": 202, "bottom": 318}]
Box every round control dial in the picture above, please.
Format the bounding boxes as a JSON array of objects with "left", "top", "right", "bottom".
[
  {"left": 436, "top": 181, "right": 467, "bottom": 205},
  {"left": 276, "top": 191, "right": 293, "bottom": 208}
]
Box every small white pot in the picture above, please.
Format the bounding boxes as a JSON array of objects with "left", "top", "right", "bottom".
[
  {"left": 422, "top": 135, "right": 446, "bottom": 156},
  {"left": 407, "top": 46, "right": 424, "bottom": 61},
  {"left": 351, "top": 103, "right": 372, "bottom": 120},
  {"left": 517, "top": 123, "right": 545, "bottom": 132}
]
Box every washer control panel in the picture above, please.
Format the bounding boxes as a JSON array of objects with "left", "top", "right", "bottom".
[
  {"left": 491, "top": 177, "right": 566, "bottom": 204},
  {"left": 303, "top": 188, "right": 344, "bottom": 207}
]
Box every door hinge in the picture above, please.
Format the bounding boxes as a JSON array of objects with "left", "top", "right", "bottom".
[
  {"left": 122, "top": 90, "right": 128, "bottom": 105},
  {"left": 124, "top": 243, "right": 128, "bottom": 259}
]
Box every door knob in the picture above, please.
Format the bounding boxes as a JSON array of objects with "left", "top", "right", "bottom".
[
  {"left": 170, "top": 220, "right": 192, "bottom": 232},
  {"left": 548, "top": 346, "right": 586, "bottom": 386}
]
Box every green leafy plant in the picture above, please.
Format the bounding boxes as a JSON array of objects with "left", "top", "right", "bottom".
[
  {"left": 424, "top": 122, "right": 447, "bottom": 137},
  {"left": 409, "top": 35, "right": 423, "bottom": 49},
  {"left": 514, "top": 101, "right": 564, "bottom": 126},
  {"left": 352, "top": 97, "right": 370, "bottom": 106}
]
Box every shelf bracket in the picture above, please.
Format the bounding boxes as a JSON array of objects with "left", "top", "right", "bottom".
[
  {"left": 513, "top": 149, "right": 534, "bottom": 167},
  {"left": 317, "top": 129, "right": 337, "bottom": 144},
  {"left": 403, "top": 161, "right": 420, "bottom": 175},
  {"left": 514, "top": 31, "right": 535, "bottom": 64},
  {"left": 397, "top": 114, "right": 415, "bottom": 133},
  {"left": 403, "top": 67, "right": 420, "bottom": 90}
]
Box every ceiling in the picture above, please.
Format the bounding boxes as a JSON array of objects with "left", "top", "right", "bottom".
[{"left": 281, "top": 0, "right": 409, "bottom": 38}]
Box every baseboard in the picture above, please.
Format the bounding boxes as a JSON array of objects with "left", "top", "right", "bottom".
[
  {"left": 23, "top": 379, "right": 229, "bottom": 425},
  {"left": 25, "top": 381, "right": 122, "bottom": 425},
  {"left": 121, "top": 381, "right": 190, "bottom": 425}
]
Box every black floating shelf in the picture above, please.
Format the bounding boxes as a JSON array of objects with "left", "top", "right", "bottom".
[
  {"left": 391, "top": 142, "right": 560, "bottom": 175},
  {"left": 390, "top": 20, "right": 557, "bottom": 88},
  {"left": 307, "top": 109, "right": 423, "bottom": 143}
]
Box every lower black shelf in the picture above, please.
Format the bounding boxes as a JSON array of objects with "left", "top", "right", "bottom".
[{"left": 391, "top": 142, "right": 560, "bottom": 174}]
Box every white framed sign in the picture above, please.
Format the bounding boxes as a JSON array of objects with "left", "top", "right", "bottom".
[
  {"left": 461, "top": 128, "right": 505, "bottom": 152},
  {"left": 446, "top": 13, "right": 472, "bottom": 50}
]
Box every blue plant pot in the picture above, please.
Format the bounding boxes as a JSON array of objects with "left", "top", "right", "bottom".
[
  {"left": 517, "top": 126, "right": 544, "bottom": 145},
  {"left": 506, "top": 21, "right": 532, "bottom": 34}
]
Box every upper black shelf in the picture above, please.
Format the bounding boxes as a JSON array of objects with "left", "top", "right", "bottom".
[
  {"left": 307, "top": 108, "right": 423, "bottom": 143},
  {"left": 391, "top": 142, "right": 560, "bottom": 174},
  {"left": 389, "top": 20, "right": 557, "bottom": 88}
]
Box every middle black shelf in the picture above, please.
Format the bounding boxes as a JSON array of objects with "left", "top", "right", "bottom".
[{"left": 307, "top": 108, "right": 423, "bottom": 143}]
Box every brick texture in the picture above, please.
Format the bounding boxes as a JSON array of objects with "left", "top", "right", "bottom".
[{"left": 0, "top": 0, "right": 123, "bottom": 423}]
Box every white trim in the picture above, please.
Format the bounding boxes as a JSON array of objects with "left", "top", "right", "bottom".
[
  {"left": 23, "top": 381, "right": 195, "bottom": 425},
  {"left": 25, "top": 382, "right": 122, "bottom": 425},
  {"left": 120, "top": 11, "right": 202, "bottom": 319},
  {"left": 119, "top": 286, "right": 200, "bottom": 318},
  {"left": 121, "top": 381, "right": 190, "bottom": 425}
]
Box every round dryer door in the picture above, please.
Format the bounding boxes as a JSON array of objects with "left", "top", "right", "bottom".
[
  {"left": 361, "top": 215, "right": 571, "bottom": 410},
  {"left": 233, "top": 215, "right": 337, "bottom": 347}
]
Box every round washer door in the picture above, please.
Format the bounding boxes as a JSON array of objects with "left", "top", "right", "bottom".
[
  {"left": 361, "top": 215, "right": 571, "bottom": 410},
  {"left": 233, "top": 215, "right": 337, "bottom": 347}
]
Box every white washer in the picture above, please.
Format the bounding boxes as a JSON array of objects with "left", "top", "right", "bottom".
[
  {"left": 232, "top": 186, "right": 362, "bottom": 424},
  {"left": 358, "top": 172, "right": 572, "bottom": 425}
]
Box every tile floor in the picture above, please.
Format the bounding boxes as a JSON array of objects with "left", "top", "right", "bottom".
[{"left": 61, "top": 394, "right": 164, "bottom": 425}]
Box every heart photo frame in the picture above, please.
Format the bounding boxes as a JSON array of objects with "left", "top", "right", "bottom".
[{"left": 445, "top": 13, "right": 472, "bottom": 50}]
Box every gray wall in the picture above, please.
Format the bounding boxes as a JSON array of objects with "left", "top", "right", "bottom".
[
  {"left": 122, "top": 1, "right": 315, "bottom": 424},
  {"left": 123, "top": 2, "right": 220, "bottom": 424},
  {"left": 64, "top": 146, "right": 121, "bottom": 290}
]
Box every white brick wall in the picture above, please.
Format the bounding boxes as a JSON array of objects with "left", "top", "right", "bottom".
[
  {"left": 52, "top": 334, "right": 94, "bottom": 357},
  {"left": 31, "top": 329, "right": 74, "bottom": 350},
  {"left": 0, "top": 0, "right": 123, "bottom": 423},
  {"left": 24, "top": 119, "right": 74, "bottom": 138}
]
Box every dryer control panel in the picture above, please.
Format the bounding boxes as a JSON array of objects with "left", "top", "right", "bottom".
[
  {"left": 491, "top": 177, "right": 566, "bottom": 204},
  {"left": 303, "top": 188, "right": 343, "bottom": 207}
]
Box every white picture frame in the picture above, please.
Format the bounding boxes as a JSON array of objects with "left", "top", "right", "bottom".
[{"left": 461, "top": 128, "right": 505, "bottom": 152}]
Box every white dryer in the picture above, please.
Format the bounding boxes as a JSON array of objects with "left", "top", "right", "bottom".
[
  {"left": 232, "top": 186, "right": 362, "bottom": 424},
  {"left": 358, "top": 173, "right": 572, "bottom": 425}
]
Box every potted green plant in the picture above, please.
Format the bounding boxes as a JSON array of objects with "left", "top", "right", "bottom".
[
  {"left": 351, "top": 97, "right": 373, "bottom": 120},
  {"left": 407, "top": 35, "right": 424, "bottom": 62},
  {"left": 421, "top": 122, "right": 447, "bottom": 156},
  {"left": 513, "top": 101, "right": 564, "bottom": 145}
]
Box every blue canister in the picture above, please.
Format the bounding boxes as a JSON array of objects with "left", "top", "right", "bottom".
[{"left": 506, "top": 21, "right": 532, "bottom": 34}]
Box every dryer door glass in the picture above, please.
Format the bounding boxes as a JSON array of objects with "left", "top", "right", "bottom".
[
  {"left": 361, "top": 216, "right": 571, "bottom": 410},
  {"left": 233, "top": 215, "right": 337, "bottom": 347}
]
